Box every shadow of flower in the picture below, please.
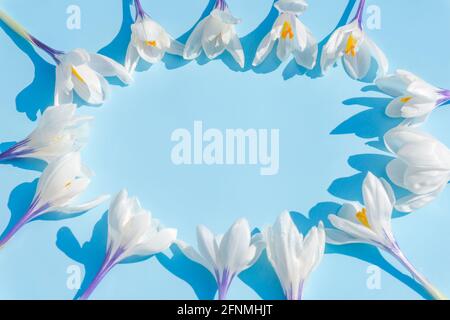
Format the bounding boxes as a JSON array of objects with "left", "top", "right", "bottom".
[
  {"left": 56, "top": 212, "right": 175, "bottom": 299},
  {"left": 332, "top": 96, "right": 402, "bottom": 151},
  {"left": 0, "top": 20, "right": 55, "bottom": 121},
  {"left": 157, "top": 246, "right": 217, "bottom": 300},
  {"left": 56, "top": 212, "right": 108, "bottom": 300},
  {"left": 0, "top": 179, "right": 37, "bottom": 241},
  {"left": 0, "top": 142, "right": 46, "bottom": 172}
]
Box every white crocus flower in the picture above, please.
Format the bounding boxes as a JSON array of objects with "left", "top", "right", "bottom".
[
  {"left": 79, "top": 190, "right": 177, "bottom": 300},
  {"left": 327, "top": 172, "right": 446, "bottom": 300},
  {"left": 263, "top": 212, "right": 325, "bottom": 300},
  {"left": 177, "top": 218, "right": 264, "bottom": 300},
  {"left": 125, "top": 0, "right": 184, "bottom": 74},
  {"left": 183, "top": 0, "right": 244, "bottom": 68},
  {"left": 376, "top": 70, "right": 450, "bottom": 125},
  {"left": 0, "top": 152, "right": 109, "bottom": 248},
  {"left": 384, "top": 126, "right": 450, "bottom": 212},
  {"left": 0, "top": 104, "right": 92, "bottom": 163},
  {"left": 253, "top": 0, "right": 318, "bottom": 69},
  {"left": 54, "top": 49, "right": 132, "bottom": 106},
  {"left": 0, "top": 11, "right": 132, "bottom": 106},
  {"left": 321, "top": 0, "right": 388, "bottom": 80}
]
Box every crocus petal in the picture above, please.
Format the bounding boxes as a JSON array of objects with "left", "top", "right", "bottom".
[
  {"left": 63, "top": 49, "right": 90, "bottom": 66},
  {"left": 328, "top": 214, "right": 380, "bottom": 246},
  {"left": 135, "top": 38, "right": 166, "bottom": 64},
  {"left": 51, "top": 194, "right": 110, "bottom": 214},
  {"left": 226, "top": 33, "right": 245, "bottom": 68},
  {"left": 337, "top": 202, "right": 363, "bottom": 224},
  {"left": 401, "top": 100, "right": 437, "bottom": 118},
  {"left": 184, "top": 19, "right": 208, "bottom": 60},
  {"left": 362, "top": 172, "right": 394, "bottom": 234},
  {"left": 177, "top": 240, "right": 214, "bottom": 274},
  {"left": 320, "top": 23, "right": 355, "bottom": 73},
  {"left": 365, "top": 36, "right": 388, "bottom": 78},
  {"left": 403, "top": 167, "right": 450, "bottom": 195},
  {"left": 277, "top": 35, "right": 294, "bottom": 62},
  {"left": 293, "top": 26, "right": 318, "bottom": 70},
  {"left": 133, "top": 228, "right": 178, "bottom": 256},
  {"left": 384, "top": 126, "right": 432, "bottom": 155},
  {"left": 166, "top": 38, "right": 185, "bottom": 56},
  {"left": 32, "top": 152, "right": 100, "bottom": 215},
  {"left": 252, "top": 16, "right": 283, "bottom": 67},
  {"left": 125, "top": 43, "right": 140, "bottom": 74},
  {"left": 386, "top": 159, "right": 408, "bottom": 189},
  {"left": 197, "top": 225, "right": 220, "bottom": 270},
  {"left": 253, "top": 32, "right": 277, "bottom": 67},
  {"left": 54, "top": 65, "right": 74, "bottom": 105},
  {"left": 397, "top": 140, "right": 450, "bottom": 169},
  {"left": 275, "top": 0, "right": 308, "bottom": 14},
  {"left": 342, "top": 38, "right": 372, "bottom": 80},
  {"left": 108, "top": 190, "right": 132, "bottom": 233},
  {"left": 293, "top": 15, "right": 307, "bottom": 51},
  {"left": 71, "top": 64, "right": 109, "bottom": 105},
  {"left": 395, "top": 188, "right": 444, "bottom": 213},
  {"left": 326, "top": 228, "right": 369, "bottom": 245},
  {"left": 202, "top": 20, "right": 227, "bottom": 59},
  {"left": 376, "top": 70, "right": 420, "bottom": 97},
  {"left": 218, "top": 218, "right": 252, "bottom": 274},
  {"left": 385, "top": 97, "right": 407, "bottom": 118},
  {"left": 88, "top": 53, "right": 132, "bottom": 84},
  {"left": 211, "top": 8, "right": 241, "bottom": 25}
]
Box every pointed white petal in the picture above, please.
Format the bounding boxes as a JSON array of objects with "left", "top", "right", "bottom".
[
  {"left": 227, "top": 33, "right": 245, "bottom": 68},
  {"left": 125, "top": 42, "right": 140, "bottom": 74},
  {"left": 88, "top": 53, "right": 132, "bottom": 84},
  {"left": 184, "top": 19, "right": 208, "bottom": 60}
]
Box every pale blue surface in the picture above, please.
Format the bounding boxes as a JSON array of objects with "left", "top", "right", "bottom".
[{"left": 0, "top": 0, "right": 450, "bottom": 300}]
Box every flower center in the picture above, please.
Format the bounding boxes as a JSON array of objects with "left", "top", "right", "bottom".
[
  {"left": 281, "top": 21, "right": 294, "bottom": 40},
  {"left": 400, "top": 96, "right": 412, "bottom": 103},
  {"left": 345, "top": 34, "right": 358, "bottom": 57},
  {"left": 64, "top": 181, "right": 72, "bottom": 188},
  {"left": 71, "top": 66, "right": 86, "bottom": 84},
  {"left": 355, "top": 208, "right": 371, "bottom": 228},
  {"left": 145, "top": 40, "right": 157, "bottom": 47}
]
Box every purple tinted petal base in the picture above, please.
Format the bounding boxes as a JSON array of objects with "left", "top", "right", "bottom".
[
  {"left": 386, "top": 242, "right": 447, "bottom": 300},
  {"left": 78, "top": 247, "right": 125, "bottom": 300},
  {"left": 216, "top": 269, "right": 235, "bottom": 300},
  {"left": 0, "top": 198, "right": 49, "bottom": 248},
  {"left": 286, "top": 281, "right": 304, "bottom": 300},
  {"left": 0, "top": 139, "right": 33, "bottom": 162},
  {"left": 134, "top": 0, "right": 147, "bottom": 20},
  {"left": 29, "top": 35, "right": 64, "bottom": 64},
  {"left": 437, "top": 89, "right": 450, "bottom": 106},
  {"left": 350, "top": 0, "right": 366, "bottom": 29},
  {"left": 214, "top": 0, "right": 228, "bottom": 11}
]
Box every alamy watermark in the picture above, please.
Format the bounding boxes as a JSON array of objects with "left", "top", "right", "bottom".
[
  {"left": 171, "top": 121, "right": 280, "bottom": 176},
  {"left": 66, "top": 5, "right": 81, "bottom": 30}
]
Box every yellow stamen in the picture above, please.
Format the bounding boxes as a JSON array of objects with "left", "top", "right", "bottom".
[
  {"left": 345, "top": 34, "right": 358, "bottom": 57},
  {"left": 64, "top": 181, "right": 72, "bottom": 188},
  {"left": 71, "top": 66, "right": 86, "bottom": 84},
  {"left": 145, "top": 40, "right": 157, "bottom": 47},
  {"left": 400, "top": 96, "right": 412, "bottom": 103},
  {"left": 356, "top": 208, "right": 371, "bottom": 229},
  {"left": 281, "top": 21, "right": 294, "bottom": 40}
]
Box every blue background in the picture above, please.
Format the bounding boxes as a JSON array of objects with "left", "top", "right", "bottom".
[{"left": 1, "top": 0, "right": 450, "bottom": 300}]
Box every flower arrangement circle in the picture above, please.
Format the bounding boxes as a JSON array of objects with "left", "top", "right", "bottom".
[{"left": 0, "top": 0, "right": 449, "bottom": 300}]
